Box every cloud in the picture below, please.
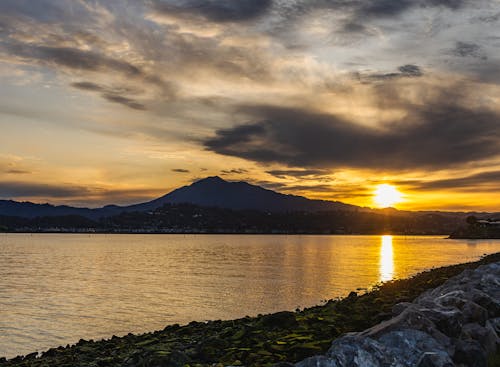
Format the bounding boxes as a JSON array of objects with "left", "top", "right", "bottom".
[
  {"left": 102, "top": 94, "right": 146, "bottom": 110},
  {"left": 401, "top": 170, "right": 500, "bottom": 192},
  {"left": 257, "top": 180, "right": 334, "bottom": 193},
  {"left": 71, "top": 81, "right": 105, "bottom": 92},
  {"left": 71, "top": 81, "right": 146, "bottom": 110},
  {"left": 220, "top": 168, "right": 248, "bottom": 174},
  {"left": 204, "top": 97, "right": 500, "bottom": 170},
  {"left": 0, "top": 181, "right": 165, "bottom": 207},
  {"left": 151, "top": 0, "right": 272, "bottom": 23},
  {"left": 0, "top": 0, "right": 90, "bottom": 23},
  {"left": 256, "top": 180, "right": 371, "bottom": 200},
  {"left": 477, "top": 11, "right": 500, "bottom": 23},
  {"left": 398, "top": 64, "right": 423, "bottom": 76},
  {"left": 360, "top": 64, "right": 423, "bottom": 82},
  {"left": 266, "top": 169, "right": 330, "bottom": 179},
  {"left": 0, "top": 182, "right": 92, "bottom": 198},
  {"left": 6, "top": 169, "right": 31, "bottom": 174},
  {"left": 3, "top": 42, "right": 142, "bottom": 75},
  {"left": 451, "top": 41, "right": 486, "bottom": 58},
  {"left": 172, "top": 168, "right": 190, "bottom": 173},
  {"left": 354, "top": 0, "right": 466, "bottom": 19}
]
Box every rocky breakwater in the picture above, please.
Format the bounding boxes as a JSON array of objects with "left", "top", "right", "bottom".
[{"left": 295, "top": 262, "right": 499, "bottom": 367}]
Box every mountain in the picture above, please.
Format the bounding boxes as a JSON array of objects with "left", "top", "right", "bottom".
[
  {"left": 2, "top": 176, "right": 496, "bottom": 220},
  {"left": 0, "top": 176, "right": 359, "bottom": 219},
  {"left": 0, "top": 200, "right": 124, "bottom": 220},
  {"left": 128, "top": 176, "right": 358, "bottom": 213}
]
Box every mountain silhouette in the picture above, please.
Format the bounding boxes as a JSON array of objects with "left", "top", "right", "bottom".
[
  {"left": 128, "top": 176, "right": 357, "bottom": 213},
  {"left": 0, "top": 176, "right": 358, "bottom": 219}
]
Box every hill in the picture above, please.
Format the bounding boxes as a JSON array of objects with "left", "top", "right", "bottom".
[{"left": 0, "top": 176, "right": 358, "bottom": 219}]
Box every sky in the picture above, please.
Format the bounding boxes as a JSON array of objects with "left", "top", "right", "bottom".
[{"left": 1, "top": 0, "right": 499, "bottom": 211}]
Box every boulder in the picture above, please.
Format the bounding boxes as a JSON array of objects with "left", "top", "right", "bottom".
[{"left": 294, "top": 262, "right": 500, "bottom": 367}]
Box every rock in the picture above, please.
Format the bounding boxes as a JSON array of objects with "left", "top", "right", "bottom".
[
  {"left": 453, "top": 339, "right": 487, "bottom": 367},
  {"left": 23, "top": 352, "right": 38, "bottom": 360},
  {"left": 415, "top": 306, "right": 463, "bottom": 337},
  {"left": 486, "top": 317, "right": 500, "bottom": 335},
  {"left": 294, "top": 262, "right": 500, "bottom": 367},
  {"left": 295, "top": 355, "right": 338, "bottom": 367},
  {"left": 392, "top": 302, "right": 412, "bottom": 316},
  {"left": 460, "top": 323, "right": 498, "bottom": 355},
  {"left": 358, "top": 308, "right": 451, "bottom": 350},
  {"left": 378, "top": 329, "right": 452, "bottom": 366},
  {"left": 468, "top": 289, "right": 500, "bottom": 318},
  {"left": 416, "top": 352, "right": 454, "bottom": 367},
  {"left": 260, "top": 311, "right": 298, "bottom": 329},
  {"left": 325, "top": 335, "right": 394, "bottom": 367}
]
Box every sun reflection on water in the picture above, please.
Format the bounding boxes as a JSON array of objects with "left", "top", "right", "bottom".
[{"left": 380, "top": 235, "right": 394, "bottom": 282}]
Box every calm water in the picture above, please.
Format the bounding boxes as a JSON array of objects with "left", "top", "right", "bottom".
[{"left": 1, "top": 234, "right": 499, "bottom": 358}]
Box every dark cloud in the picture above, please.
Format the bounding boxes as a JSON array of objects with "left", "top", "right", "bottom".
[
  {"left": 401, "top": 171, "right": 500, "bottom": 192},
  {"left": 355, "top": 0, "right": 465, "bottom": 19},
  {"left": 398, "top": 64, "right": 423, "bottom": 76},
  {"left": 273, "top": 0, "right": 468, "bottom": 33},
  {"left": 451, "top": 41, "right": 485, "bottom": 58},
  {"left": 0, "top": 181, "right": 164, "bottom": 207},
  {"left": 172, "top": 168, "right": 190, "bottom": 173},
  {"left": 361, "top": 64, "right": 423, "bottom": 81},
  {"left": 477, "top": 12, "right": 500, "bottom": 23},
  {"left": 256, "top": 180, "right": 370, "bottom": 199},
  {"left": 6, "top": 169, "right": 31, "bottom": 174},
  {"left": 71, "top": 82, "right": 146, "bottom": 110},
  {"left": 0, "top": 0, "right": 87, "bottom": 23},
  {"left": 151, "top": 0, "right": 272, "bottom": 23},
  {"left": 3, "top": 42, "right": 142, "bottom": 75},
  {"left": 220, "top": 168, "right": 248, "bottom": 174},
  {"left": 259, "top": 181, "right": 334, "bottom": 193},
  {"left": 102, "top": 94, "right": 146, "bottom": 110},
  {"left": 71, "top": 82, "right": 105, "bottom": 92},
  {"left": 354, "top": 0, "right": 468, "bottom": 20},
  {"left": 266, "top": 169, "right": 330, "bottom": 179},
  {"left": 204, "top": 99, "right": 500, "bottom": 170},
  {"left": 0, "top": 182, "right": 91, "bottom": 198}
]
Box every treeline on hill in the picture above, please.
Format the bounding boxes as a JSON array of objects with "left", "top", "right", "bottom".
[
  {"left": 450, "top": 215, "right": 500, "bottom": 239},
  {"left": 0, "top": 203, "right": 464, "bottom": 235}
]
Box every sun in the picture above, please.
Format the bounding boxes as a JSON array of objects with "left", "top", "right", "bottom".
[{"left": 374, "top": 184, "right": 403, "bottom": 208}]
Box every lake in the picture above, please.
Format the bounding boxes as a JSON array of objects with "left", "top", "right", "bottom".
[{"left": 1, "top": 233, "right": 499, "bottom": 358}]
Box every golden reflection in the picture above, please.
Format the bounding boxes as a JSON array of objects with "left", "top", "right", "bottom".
[{"left": 380, "top": 235, "right": 394, "bottom": 282}]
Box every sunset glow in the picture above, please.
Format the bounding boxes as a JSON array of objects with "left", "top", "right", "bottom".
[
  {"left": 374, "top": 185, "right": 403, "bottom": 208},
  {"left": 0, "top": 1, "right": 499, "bottom": 211}
]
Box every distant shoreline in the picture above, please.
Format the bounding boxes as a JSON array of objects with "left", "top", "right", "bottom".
[{"left": 0, "top": 231, "right": 453, "bottom": 236}]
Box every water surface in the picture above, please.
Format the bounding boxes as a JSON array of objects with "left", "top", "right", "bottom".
[{"left": 1, "top": 234, "right": 499, "bottom": 358}]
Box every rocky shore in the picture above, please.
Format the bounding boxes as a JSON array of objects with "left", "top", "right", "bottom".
[
  {"left": 295, "top": 260, "right": 500, "bottom": 367},
  {"left": 1, "top": 253, "right": 499, "bottom": 367}
]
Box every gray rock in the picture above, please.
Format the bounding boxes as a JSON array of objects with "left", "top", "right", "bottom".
[
  {"left": 452, "top": 339, "right": 487, "bottom": 367},
  {"left": 325, "top": 335, "right": 395, "bottom": 367},
  {"left": 486, "top": 317, "right": 500, "bottom": 335},
  {"left": 392, "top": 302, "right": 412, "bottom": 317},
  {"left": 460, "top": 323, "right": 498, "bottom": 355},
  {"left": 378, "top": 330, "right": 452, "bottom": 367},
  {"left": 359, "top": 308, "right": 451, "bottom": 350},
  {"left": 416, "top": 352, "right": 454, "bottom": 367},
  {"left": 294, "top": 262, "right": 500, "bottom": 367},
  {"left": 295, "top": 355, "right": 338, "bottom": 367}
]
